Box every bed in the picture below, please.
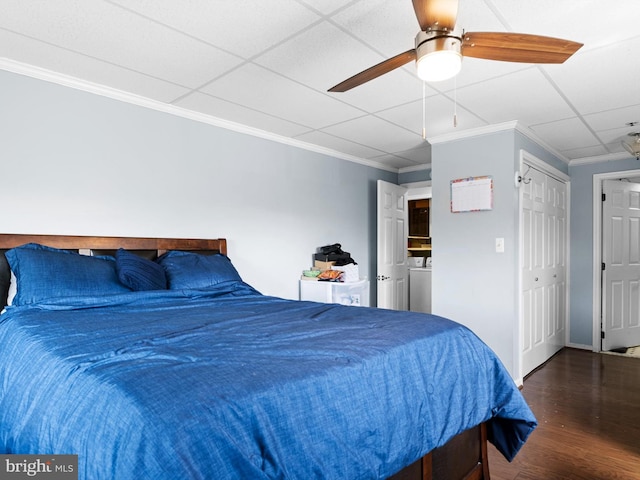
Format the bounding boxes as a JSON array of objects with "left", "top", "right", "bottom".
[{"left": 0, "top": 233, "right": 536, "bottom": 480}]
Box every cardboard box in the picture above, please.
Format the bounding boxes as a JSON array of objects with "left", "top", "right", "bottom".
[{"left": 314, "top": 260, "right": 335, "bottom": 270}]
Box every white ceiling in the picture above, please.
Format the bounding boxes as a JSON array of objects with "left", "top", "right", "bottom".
[{"left": 1, "top": 0, "right": 639, "bottom": 171}]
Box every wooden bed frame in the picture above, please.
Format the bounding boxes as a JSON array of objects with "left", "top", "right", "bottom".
[
  {"left": 0, "top": 233, "right": 490, "bottom": 480},
  {"left": 0, "top": 233, "right": 227, "bottom": 256}
]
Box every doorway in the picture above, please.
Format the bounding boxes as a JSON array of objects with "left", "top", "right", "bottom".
[
  {"left": 406, "top": 183, "right": 432, "bottom": 314},
  {"left": 376, "top": 181, "right": 431, "bottom": 310},
  {"left": 406, "top": 182, "right": 433, "bottom": 267},
  {"left": 592, "top": 169, "right": 640, "bottom": 353}
]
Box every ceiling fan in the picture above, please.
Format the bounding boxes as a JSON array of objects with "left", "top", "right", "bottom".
[
  {"left": 328, "top": 0, "right": 583, "bottom": 92},
  {"left": 622, "top": 132, "right": 640, "bottom": 159}
]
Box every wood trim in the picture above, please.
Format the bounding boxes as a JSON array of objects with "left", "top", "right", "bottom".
[
  {"left": 390, "top": 423, "right": 489, "bottom": 480},
  {"left": 0, "top": 234, "right": 227, "bottom": 256},
  {"left": 422, "top": 452, "right": 432, "bottom": 480},
  {"left": 480, "top": 422, "right": 490, "bottom": 480}
]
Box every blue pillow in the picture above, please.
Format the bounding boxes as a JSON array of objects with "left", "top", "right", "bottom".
[
  {"left": 115, "top": 248, "right": 167, "bottom": 291},
  {"left": 5, "top": 243, "right": 131, "bottom": 306},
  {"left": 157, "top": 250, "right": 242, "bottom": 290}
]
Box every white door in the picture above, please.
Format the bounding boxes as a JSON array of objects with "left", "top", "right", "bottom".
[
  {"left": 545, "top": 175, "right": 567, "bottom": 354},
  {"left": 521, "top": 165, "right": 567, "bottom": 376},
  {"left": 377, "top": 180, "right": 408, "bottom": 310},
  {"left": 602, "top": 179, "right": 640, "bottom": 350}
]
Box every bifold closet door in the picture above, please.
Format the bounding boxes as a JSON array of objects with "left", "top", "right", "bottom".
[{"left": 521, "top": 165, "right": 567, "bottom": 377}]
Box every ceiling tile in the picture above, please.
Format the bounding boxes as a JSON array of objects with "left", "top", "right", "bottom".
[
  {"left": 584, "top": 104, "right": 640, "bottom": 131},
  {"left": 491, "top": 0, "right": 639, "bottom": 51},
  {"left": 583, "top": 105, "right": 640, "bottom": 133},
  {"left": 175, "top": 91, "right": 312, "bottom": 138},
  {"left": 530, "top": 117, "right": 600, "bottom": 151},
  {"left": 108, "top": 0, "right": 322, "bottom": 59},
  {"left": 321, "top": 115, "right": 425, "bottom": 153},
  {"left": 0, "top": 29, "right": 190, "bottom": 102},
  {"left": 369, "top": 153, "right": 423, "bottom": 169},
  {"left": 298, "top": 0, "right": 354, "bottom": 16},
  {"left": 561, "top": 145, "right": 609, "bottom": 160},
  {"left": 0, "top": 0, "right": 243, "bottom": 88},
  {"left": 388, "top": 143, "right": 432, "bottom": 165},
  {"left": 200, "top": 63, "right": 364, "bottom": 129},
  {"left": 377, "top": 94, "right": 487, "bottom": 139},
  {"left": 434, "top": 57, "right": 530, "bottom": 92},
  {"left": 457, "top": 68, "right": 576, "bottom": 125},
  {"left": 544, "top": 38, "right": 640, "bottom": 115},
  {"left": 255, "top": 21, "right": 394, "bottom": 93},
  {"left": 453, "top": 0, "right": 509, "bottom": 33},
  {"left": 330, "top": 0, "right": 420, "bottom": 57},
  {"left": 597, "top": 126, "right": 638, "bottom": 147},
  {"left": 330, "top": 69, "right": 427, "bottom": 113},
  {"left": 294, "top": 130, "right": 385, "bottom": 159}
]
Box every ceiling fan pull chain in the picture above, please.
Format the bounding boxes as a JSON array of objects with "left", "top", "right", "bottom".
[
  {"left": 453, "top": 76, "right": 458, "bottom": 128},
  {"left": 422, "top": 80, "right": 427, "bottom": 140}
]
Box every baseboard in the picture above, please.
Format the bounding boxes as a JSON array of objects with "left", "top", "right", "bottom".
[{"left": 565, "top": 342, "right": 593, "bottom": 351}]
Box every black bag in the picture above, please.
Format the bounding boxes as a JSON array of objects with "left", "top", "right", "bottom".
[
  {"left": 319, "top": 243, "right": 344, "bottom": 255},
  {"left": 315, "top": 244, "right": 356, "bottom": 266}
]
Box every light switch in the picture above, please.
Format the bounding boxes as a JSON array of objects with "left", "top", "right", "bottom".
[{"left": 495, "top": 237, "right": 505, "bottom": 253}]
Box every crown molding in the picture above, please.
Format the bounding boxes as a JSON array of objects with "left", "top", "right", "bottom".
[
  {"left": 426, "top": 120, "right": 574, "bottom": 165},
  {"left": 0, "top": 59, "right": 398, "bottom": 174},
  {"left": 569, "top": 151, "right": 635, "bottom": 166},
  {"left": 4, "top": 59, "right": 631, "bottom": 173},
  {"left": 426, "top": 121, "right": 519, "bottom": 145},
  {"left": 398, "top": 163, "right": 431, "bottom": 174},
  {"left": 512, "top": 122, "right": 570, "bottom": 164}
]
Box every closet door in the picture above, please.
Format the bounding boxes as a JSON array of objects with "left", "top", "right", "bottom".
[
  {"left": 521, "top": 165, "right": 567, "bottom": 377},
  {"left": 545, "top": 175, "right": 567, "bottom": 354}
]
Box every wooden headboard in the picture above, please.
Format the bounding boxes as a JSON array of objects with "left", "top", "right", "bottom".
[
  {"left": 0, "top": 234, "right": 227, "bottom": 255},
  {"left": 0, "top": 234, "right": 227, "bottom": 308}
]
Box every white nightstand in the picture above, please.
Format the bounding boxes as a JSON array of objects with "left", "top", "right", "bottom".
[{"left": 299, "top": 279, "right": 369, "bottom": 307}]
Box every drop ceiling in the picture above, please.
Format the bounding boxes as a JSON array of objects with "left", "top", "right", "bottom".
[{"left": 1, "top": 0, "right": 639, "bottom": 171}]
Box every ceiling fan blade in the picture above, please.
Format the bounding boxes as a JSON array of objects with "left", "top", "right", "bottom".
[
  {"left": 462, "top": 32, "right": 583, "bottom": 63},
  {"left": 412, "top": 0, "right": 458, "bottom": 32},
  {"left": 328, "top": 49, "right": 417, "bottom": 92}
]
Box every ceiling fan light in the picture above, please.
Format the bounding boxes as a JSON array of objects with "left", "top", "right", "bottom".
[
  {"left": 416, "top": 35, "right": 462, "bottom": 82},
  {"left": 622, "top": 134, "right": 640, "bottom": 159}
]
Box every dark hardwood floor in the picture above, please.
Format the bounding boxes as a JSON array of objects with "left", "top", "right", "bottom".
[{"left": 488, "top": 348, "right": 640, "bottom": 480}]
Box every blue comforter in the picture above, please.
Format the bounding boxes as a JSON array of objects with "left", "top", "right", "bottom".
[{"left": 0, "top": 284, "right": 536, "bottom": 479}]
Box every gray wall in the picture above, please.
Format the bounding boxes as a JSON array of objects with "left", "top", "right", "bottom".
[
  {"left": 430, "top": 124, "right": 640, "bottom": 377},
  {"left": 568, "top": 158, "right": 640, "bottom": 347},
  {"left": 431, "top": 129, "right": 522, "bottom": 378},
  {"left": 6, "top": 66, "right": 640, "bottom": 374},
  {"left": 0, "top": 69, "right": 396, "bottom": 302},
  {"left": 429, "top": 128, "right": 569, "bottom": 379},
  {"left": 515, "top": 133, "right": 569, "bottom": 177},
  {"left": 399, "top": 168, "right": 430, "bottom": 184}
]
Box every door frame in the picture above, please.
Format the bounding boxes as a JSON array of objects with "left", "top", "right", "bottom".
[
  {"left": 591, "top": 169, "right": 640, "bottom": 352},
  {"left": 517, "top": 150, "right": 571, "bottom": 382}
]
